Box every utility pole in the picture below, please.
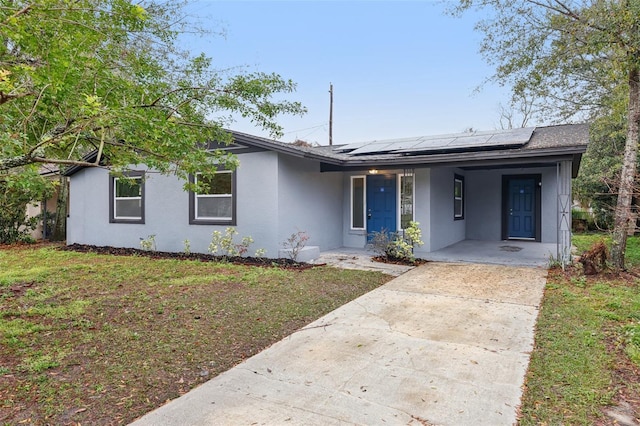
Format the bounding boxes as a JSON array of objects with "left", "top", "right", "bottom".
[{"left": 329, "top": 83, "right": 333, "bottom": 146}]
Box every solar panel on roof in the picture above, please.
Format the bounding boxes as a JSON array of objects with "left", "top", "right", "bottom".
[
  {"left": 339, "top": 127, "right": 536, "bottom": 156},
  {"left": 446, "top": 134, "right": 493, "bottom": 147},
  {"left": 486, "top": 127, "right": 533, "bottom": 144}
]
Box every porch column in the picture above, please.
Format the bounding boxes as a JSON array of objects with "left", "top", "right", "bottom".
[{"left": 557, "top": 160, "right": 572, "bottom": 265}]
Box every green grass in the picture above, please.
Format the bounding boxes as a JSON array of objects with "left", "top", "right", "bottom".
[
  {"left": 519, "top": 263, "right": 640, "bottom": 424},
  {"left": 0, "top": 245, "right": 392, "bottom": 425},
  {"left": 573, "top": 232, "right": 640, "bottom": 267}
]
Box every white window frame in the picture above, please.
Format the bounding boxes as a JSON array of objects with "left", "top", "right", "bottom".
[
  {"left": 194, "top": 171, "right": 234, "bottom": 221},
  {"left": 350, "top": 175, "right": 366, "bottom": 230},
  {"left": 397, "top": 173, "right": 415, "bottom": 230},
  {"left": 113, "top": 175, "right": 143, "bottom": 221},
  {"left": 454, "top": 174, "right": 464, "bottom": 220}
]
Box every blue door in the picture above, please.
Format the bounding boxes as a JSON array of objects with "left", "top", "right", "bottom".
[
  {"left": 507, "top": 178, "right": 536, "bottom": 239},
  {"left": 367, "top": 174, "right": 396, "bottom": 238}
]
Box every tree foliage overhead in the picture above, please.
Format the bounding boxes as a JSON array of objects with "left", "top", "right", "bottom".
[
  {"left": 453, "top": 0, "right": 640, "bottom": 270},
  {"left": 454, "top": 0, "right": 638, "bottom": 121},
  {"left": 0, "top": 0, "right": 306, "bottom": 181}
]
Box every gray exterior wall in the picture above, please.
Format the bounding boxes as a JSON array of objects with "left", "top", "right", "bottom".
[
  {"left": 276, "top": 154, "right": 343, "bottom": 253},
  {"left": 413, "top": 168, "right": 431, "bottom": 253},
  {"left": 67, "top": 151, "right": 341, "bottom": 257},
  {"left": 426, "top": 167, "right": 466, "bottom": 252},
  {"left": 67, "top": 151, "right": 572, "bottom": 257},
  {"left": 465, "top": 166, "right": 560, "bottom": 243}
]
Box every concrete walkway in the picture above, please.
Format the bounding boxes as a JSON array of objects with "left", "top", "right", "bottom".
[{"left": 131, "top": 262, "right": 547, "bottom": 426}]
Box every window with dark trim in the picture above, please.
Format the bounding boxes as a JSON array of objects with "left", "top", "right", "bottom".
[
  {"left": 189, "top": 170, "right": 236, "bottom": 225},
  {"left": 454, "top": 174, "right": 464, "bottom": 220},
  {"left": 109, "top": 171, "right": 145, "bottom": 223}
]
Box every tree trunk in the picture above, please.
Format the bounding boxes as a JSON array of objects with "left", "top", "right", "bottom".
[
  {"left": 611, "top": 66, "right": 640, "bottom": 272},
  {"left": 51, "top": 174, "right": 68, "bottom": 241}
]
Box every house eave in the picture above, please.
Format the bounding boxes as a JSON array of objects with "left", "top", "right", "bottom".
[{"left": 318, "top": 146, "right": 587, "bottom": 172}]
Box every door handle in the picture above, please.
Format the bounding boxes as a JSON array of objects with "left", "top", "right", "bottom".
[{"left": 367, "top": 209, "right": 372, "bottom": 220}]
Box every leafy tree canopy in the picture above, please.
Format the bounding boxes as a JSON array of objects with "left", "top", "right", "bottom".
[
  {"left": 453, "top": 0, "right": 637, "bottom": 123},
  {"left": 0, "top": 0, "right": 306, "bottom": 186}
]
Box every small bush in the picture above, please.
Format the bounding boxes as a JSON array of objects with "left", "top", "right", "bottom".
[
  {"left": 208, "top": 227, "right": 256, "bottom": 259},
  {"left": 281, "top": 230, "right": 310, "bottom": 261},
  {"left": 0, "top": 176, "right": 50, "bottom": 244},
  {"left": 139, "top": 234, "right": 156, "bottom": 251},
  {"left": 367, "top": 221, "right": 424, "bottom": 263},
  {"left": 572, "top": 208, "right": 597, "bottom": 232}
]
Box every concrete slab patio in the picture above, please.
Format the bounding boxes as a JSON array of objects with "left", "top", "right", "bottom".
[
  {"left": 424, "top": 240, "right": 556, "bottom": 268},
  {"left": 131, "top": 262, "right": 547, "bottom": 426},
  {"left": 312, "top": 240, "right": 556, "bottom": 275}
]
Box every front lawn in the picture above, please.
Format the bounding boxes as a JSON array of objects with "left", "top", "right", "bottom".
[
  {"left": 519, "top": 233, "right": 640, "bottom": 424},
  {"left": 0, "top": 245, "right": 391, "bottom": 425}
]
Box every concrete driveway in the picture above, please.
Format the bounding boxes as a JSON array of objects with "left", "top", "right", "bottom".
[{"left": 131, "top": 262, "right": 547, "bottom": 426}]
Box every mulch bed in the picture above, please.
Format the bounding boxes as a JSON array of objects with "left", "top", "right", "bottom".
[
  {"left": 60, "top": 243, "right": 318, "bottom": 269},
  {"left": 372, "top": 255, "right": 428, "bottom": 266}
]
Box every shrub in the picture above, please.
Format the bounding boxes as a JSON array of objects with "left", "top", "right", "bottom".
[
  {"left": 281, "top": 230, "right": 310, "bottom": 261},
  {"left": 367, "top": 221, "right": 424, "bottom": 263},
  {"left": 139, "top": 234, "right": 156, "bottom": 251},
  {"left": 0, "top": 172, "right": 52, "bottom": 244},
  {"left": 208, "top": 227, "right": 256, "bottom": 259}
]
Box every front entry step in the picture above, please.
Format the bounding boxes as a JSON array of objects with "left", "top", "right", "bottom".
[{"left": 278, "top": 246, "right": 320, "bottom": 263}]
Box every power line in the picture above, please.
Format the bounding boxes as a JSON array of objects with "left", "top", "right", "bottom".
[{"left": 283, "top": 123, "right": 328, "bottom": 135}]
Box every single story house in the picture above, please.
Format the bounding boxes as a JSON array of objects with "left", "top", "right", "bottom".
[{"left": 64, "top": 123, "right": 588, "bottom": 263}]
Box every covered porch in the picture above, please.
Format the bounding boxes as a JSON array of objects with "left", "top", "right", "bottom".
[{"left": 315, "top": 239, "right": 556, "bottom": 272}]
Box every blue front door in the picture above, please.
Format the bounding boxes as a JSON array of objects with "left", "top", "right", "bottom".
[
  {"left": 367, "top": 174, "right": 397, "bottom": 238},
  {"left": 507, "top": 178, "right": 536, "bottom": 239}
]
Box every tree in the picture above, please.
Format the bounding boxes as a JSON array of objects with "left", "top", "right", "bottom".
[
  {"left": 453, "top": 0, "right": 640, "bottom": 271},
  {"left": 0, "top": 167, "right": 52, "bottom": 243},
  {"left": 574, "top": 115, "right": 629, "bottom": 230},
  {"left": 496, "top": 92, "right": 536, "bottom": 130},
  {"left": 0, "top": 0, "right": 305, "bottom": 189}
]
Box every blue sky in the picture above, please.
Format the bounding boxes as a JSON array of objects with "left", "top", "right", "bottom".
[{"left": 185, "top": 1, "right": 514, "bottom": 145}]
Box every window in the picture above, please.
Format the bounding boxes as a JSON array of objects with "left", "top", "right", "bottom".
[
  {"left": 399, "top": 173, "right": 414, "bottom": 229},
  {"left": 454, "top": 174, "right": 464, "bottom": 220},
  {"left": 109, "top": 171, "right": 144, "bottom": 223},
  {"left": 351, "top": 176, "right": 366, "bottom": 230},
  {"left": 189, "top": 170, "right": 236, "bottom": 225}
]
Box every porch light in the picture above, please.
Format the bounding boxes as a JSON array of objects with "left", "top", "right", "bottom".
[{"left": 368, "top": 169, "right": 379, "bottom": 174}]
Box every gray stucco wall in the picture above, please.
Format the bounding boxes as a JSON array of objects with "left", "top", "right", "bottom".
[
  {"left": 413, "top": 168, "right": 431, "bottom": 254},
  {"left": 428, "top": 167, "right": 466, "bottom": 252},
  {"left": 276, "top": 154, "right": 343, "bottom": 252},
  {"left": 66, "top": 151, "right": 343, "bottom": 258},
  {"left": 465, "top": 166, "right": 560, "bottom": 243}
]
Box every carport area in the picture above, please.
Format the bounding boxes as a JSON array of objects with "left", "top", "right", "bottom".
[
  {"left": 424, "top": 240, "right": 556, "bottom": 267},
  {"left": 314, "top": 240, "right": 556, "bottom": 273}
]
